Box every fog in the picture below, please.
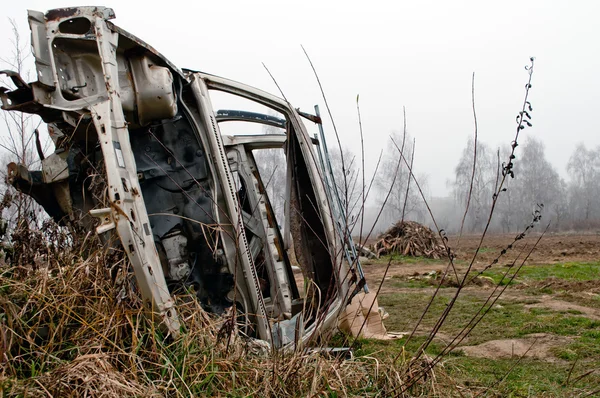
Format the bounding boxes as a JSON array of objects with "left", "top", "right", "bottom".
[{"left": 1, "top": 1, "right": 599, "bottom": 232}]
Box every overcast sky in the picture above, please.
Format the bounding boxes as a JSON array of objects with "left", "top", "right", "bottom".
[{"left": 1, "top": 1, "right": 599, "bottom": 197}]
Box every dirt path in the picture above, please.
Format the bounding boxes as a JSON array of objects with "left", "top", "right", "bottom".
[{"left": 524, "top": 297, "right": 600, "bottom": 320}]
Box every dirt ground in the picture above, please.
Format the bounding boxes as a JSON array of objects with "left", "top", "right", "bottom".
[
  {"left": 364, "top": 233, "right": 600, "bottom": 281},
  {"left": 450, "top": 233, "right": 600, "bottom": 264},
  {"left": 361, "top": 233, "right": 600, "bottom": 363},
  {"left": 458, "top": 333, "right": 573, "bottom": 362}
]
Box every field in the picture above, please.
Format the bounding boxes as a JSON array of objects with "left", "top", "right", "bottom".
[
  {"left": 2, "top": 229, "right": 599, "bottom": 396},
  {"left": 360, "top": 233, "right": 600, "bottom": 397}
]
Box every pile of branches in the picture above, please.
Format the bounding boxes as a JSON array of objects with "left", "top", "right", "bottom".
[{"left": 373, "top": 221, "right": 448, "bottom": 259}]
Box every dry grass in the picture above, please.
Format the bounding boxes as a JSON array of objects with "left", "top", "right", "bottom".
[{"left": 0, "top": 223, "right": 452, "bottom": 397}]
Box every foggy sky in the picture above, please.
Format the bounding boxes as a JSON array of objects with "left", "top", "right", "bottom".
[{"left": 1, "top": 0, "right": 599, "bottom": 197}]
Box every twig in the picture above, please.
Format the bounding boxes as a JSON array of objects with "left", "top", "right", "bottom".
[{"left": 457, "top": 72, "right": 478, "bottom": 245}]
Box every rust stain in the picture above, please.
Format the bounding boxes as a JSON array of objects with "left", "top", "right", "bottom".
[
  {"left": 46, "top": 8, "right": 80, "bottom": 21},
  {"left": 109, "top": 200, "right": 130, "bottom": 221}
]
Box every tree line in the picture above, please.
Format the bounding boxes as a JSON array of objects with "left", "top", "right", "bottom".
[{"left": 371, "top": 135, "right": 600, "bottom": 234}]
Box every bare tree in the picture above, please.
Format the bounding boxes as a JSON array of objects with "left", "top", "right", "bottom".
[
  {"left": 511, "top": 137, "right": 563, "bottom": 229},
  {"left": 567, "top": 143, "right": 600, "bottom": 226},
  {"left": 328, "top": 145, "right": 362, "bottom": 221},
  {"left": 453, "top": 138, "right": 495, "bottom": 232},
  {"left": 0, "top": 20, "right": 45, "bottom": 168},
  {"left": 495, "top": 147, "right": 516, "bottom": 232},
  {"left": 0, "top": 19, "right": 51, "bottom": 231},
  {"left": 454, "top": 137, "right": 564, "bottom": 233},
  {"left": 253, "top": 124, "right": 286, "bottom": 226},
  {"left": 375, "top": 131, "right": 427, "bottom": 228}
]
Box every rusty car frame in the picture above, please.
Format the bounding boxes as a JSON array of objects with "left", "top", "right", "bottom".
[{"left": 0, "top": 6, "right": 371, "bottom": 348}]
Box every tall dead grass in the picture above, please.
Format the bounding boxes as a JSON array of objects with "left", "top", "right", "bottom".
[{"left": 0, "top": 223, "right": 450, "bottom": 397}]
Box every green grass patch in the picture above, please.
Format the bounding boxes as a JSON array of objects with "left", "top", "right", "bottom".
[
  {"left": 371, "top": 287, "right": 600, "bottom": 396},
  {"left": 481, "top": 261, "right": 600, "bottom": 285},
  {"left": 391, "top": 279, "right": 433, "bottom": 289},
  {"left": 380, "top": 290, "right": 600, "bottom": 343},
  {"left": 370, "top": 253, "right": 600, "bottom": 396},
  {"left": 445, "top": 356, "right": 600, "bottom": 397},
  {"left": 354, "top": 332, "right": 600, "bottom": 397}
]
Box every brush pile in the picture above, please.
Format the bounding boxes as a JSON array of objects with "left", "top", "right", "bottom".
[{"left": 373, "top": 221, "right": 448, "bottom": 259}]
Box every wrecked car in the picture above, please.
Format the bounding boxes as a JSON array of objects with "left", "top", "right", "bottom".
[{"left": 0, "top": 6, "right": 375, "bottom": 348}]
